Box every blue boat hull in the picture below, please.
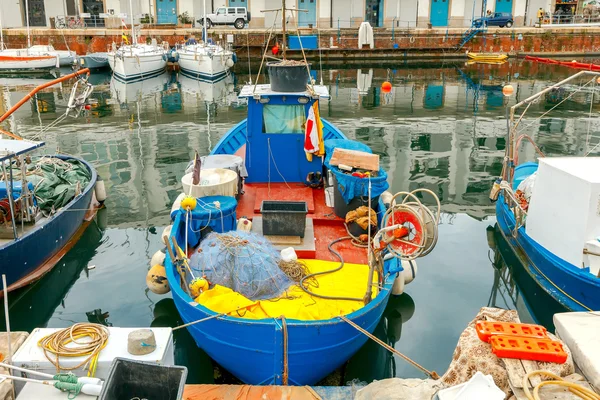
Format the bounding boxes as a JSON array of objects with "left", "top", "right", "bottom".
[
  {"left": 0, "top": 155, "right": 97, "bottom": 291},
  {"left": 167, "top": 116, "right": 398, "bottom": 384},
  {"left": 166, "top": 218, "right": 395, "bottom": 385},
  {"left": 496, "top": 195, "right": 600, "bottom": 311}
]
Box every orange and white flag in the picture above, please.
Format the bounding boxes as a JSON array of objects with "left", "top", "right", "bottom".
[{"left": 304, "top": 101, "right": 324, "bottom": 161}]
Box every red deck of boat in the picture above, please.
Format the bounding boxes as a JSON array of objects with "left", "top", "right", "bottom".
[{"left": 239, "top": 183, "right": 368, "bottom": 265}]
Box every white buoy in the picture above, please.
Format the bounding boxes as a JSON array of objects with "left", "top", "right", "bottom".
[
  {"left": 150, "top": 249, "right": 166, "bottom": 267},
  {"left": 236, "top": 217, "right": 252, "bottom": 232},
  {"left": 392, "top": 260, "right": 418, "bottom": 295},
  {"left": 94, "top": 178, "right": 107, "bottom": 203},
  {"left": 226, "top": 58, "right": 235, "bottom": 68},
  {"left": 161, "top": 225, "right": 172, "bottom": 246},
  {"left": 381, "top": 191, "right": 394, "bottom": 207}
]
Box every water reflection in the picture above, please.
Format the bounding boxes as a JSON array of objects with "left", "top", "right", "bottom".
[{"left": 486, "top": 224, "right": 568, "bottom": 332}]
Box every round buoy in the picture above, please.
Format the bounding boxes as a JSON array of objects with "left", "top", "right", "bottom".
[
  {"left": 94, "top": 178, "right": 107, "bottom": 203},
  {"left": 189, "top": 277, "right": 209, "bottom": 298},
  {"left": 272, "top": 45, "right": 279, "bottom": 55},
  {"left": 146, "top": 264, "right": 170, "bottom": 294},
  {"left": 226, "top": 58, "right": 235, "bottom": 68},
  {"left": 150, "top": 248, "right": 166, "bottom": 267},
  {"left": 381, "top": 81, "right": 393, "bottom": 93},
  {"left": 181, "top": 196, "right": 197, "bottom": 211},
  {"left": 502, "top": 84, "right": 514, "bottom": 96}
]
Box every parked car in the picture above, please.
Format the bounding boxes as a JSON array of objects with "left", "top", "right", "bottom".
[
  {"left": 473, "top": 12, "right": 514, "bottom": 28},
  {"left": 197, "top": 7, "right": 251, "bottom": 29}
]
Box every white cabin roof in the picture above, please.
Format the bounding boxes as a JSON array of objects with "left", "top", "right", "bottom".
[
  {"left": 238, "top": 84, "right": 330, "bottom": 99},
  {"left": 540, "top": 157, "right": 600, "bottom": 183},
  {"left": 0, "top": 140, "right": 45, "bottom": 162}
]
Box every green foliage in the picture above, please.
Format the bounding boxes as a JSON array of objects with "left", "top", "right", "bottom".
[{"left": 178, "top": 12, "right": 192, "bottom": 25}]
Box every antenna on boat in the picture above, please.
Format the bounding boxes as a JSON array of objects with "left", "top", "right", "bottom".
[
  {"left": 202, "top": 0, "right": 207, "bottom": 44},
  {"left": 261, "top": 2, "right": 308, "bottom": 61}
]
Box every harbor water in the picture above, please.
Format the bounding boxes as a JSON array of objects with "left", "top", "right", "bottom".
[{"left": 0, "top": 59, "right": 589, "bottom": 384}]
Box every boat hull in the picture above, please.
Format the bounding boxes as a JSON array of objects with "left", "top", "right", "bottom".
[
  {"left": 0, "top": 55, "right": 57, "bottom": 72},
  {"left": 80, "top": 53, "right": 109, "bottom": 69},
  {"left": 166, "top": 214, "right": 394, "bottom": 385},
  {"left": 166, "top": 115, "right": 398, "bottom": 384},
  {"left": 108, "top": 52, "right": 167, "bottom": 82},
  {"left": 178, "top": 51, "right": 231, "bottom": 82},
  {"left": 0, "top": 155, "right": 97, "bottom": 292},
  {"left": 496, "top": 195, "right": 600, "bottom": 311}
]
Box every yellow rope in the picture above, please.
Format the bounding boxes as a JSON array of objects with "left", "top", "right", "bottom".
[
  {"left": 38, "top": 323, "right": 109, "bottom": 377},
  {"left": 523, "top": 370, "right": 600, "bottom": 400}
]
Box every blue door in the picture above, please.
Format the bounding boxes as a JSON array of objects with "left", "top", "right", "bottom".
[
  {"left": 298, "top": 0, "right": 317, "bottom": 27},
  {"left": 229, "top": 0, "right": 247, "bottom": 5},
  {"left": 430, "top": 0, "right": 449, "bottom": 27},
  {"left": 495, "top": 0, "right": 513, "bottom": 14},
  {"left": 157, "top": 0, "right": 177, "bottom": 24}
]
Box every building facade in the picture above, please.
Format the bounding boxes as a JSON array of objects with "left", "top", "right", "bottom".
[{"left": 0, "top": 0, "right": 579, "bottom": 29}]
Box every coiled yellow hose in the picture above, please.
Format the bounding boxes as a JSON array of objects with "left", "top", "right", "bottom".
[
  {"left": 38, "top": 323, "right": 109, "bottom": 377},
  {"left": 523, "top": 370, "right": 600, "bottom": 400}
]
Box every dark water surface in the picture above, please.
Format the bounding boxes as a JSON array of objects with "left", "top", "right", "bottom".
[{"left": 0, "top": 59, "right": 595, "bottom": 384}]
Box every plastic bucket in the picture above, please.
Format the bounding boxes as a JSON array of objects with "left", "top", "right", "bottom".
[{"left": 267, "top": 62, "right": 311, "bottom": 92}]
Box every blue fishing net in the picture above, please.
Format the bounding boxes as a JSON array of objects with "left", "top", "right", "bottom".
[{"left": 188, "top": 231, "right": 294, "bottom": 300}]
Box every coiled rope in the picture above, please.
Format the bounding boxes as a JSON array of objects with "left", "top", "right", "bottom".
[
  {"left": 38, "top": 323, "right": 110, "bottom": 377},
  {"left": 523, "top": 370, "right": 600, "bottom": 400}
]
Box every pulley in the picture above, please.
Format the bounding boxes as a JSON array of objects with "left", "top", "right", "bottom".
[{"left": 379, "top": 189, "right": 441, "bottom": 261}]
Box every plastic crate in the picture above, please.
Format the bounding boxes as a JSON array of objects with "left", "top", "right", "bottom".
[
  {"left": 260, "top": 201, "right": 307, "bottom": 237},
  {"left": 99, "top": 358, "right": 187, "bottom": 400}
]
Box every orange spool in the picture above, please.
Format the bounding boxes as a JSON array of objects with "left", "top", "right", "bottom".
[{"left": 381, "top": 81, "right": 392, "bottom": 93}]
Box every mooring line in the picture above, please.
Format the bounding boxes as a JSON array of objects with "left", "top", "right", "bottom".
[{"left": 339, "top": 315, "right": 440, "bottom": 380}]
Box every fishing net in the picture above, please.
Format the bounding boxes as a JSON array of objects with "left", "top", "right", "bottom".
[
  {"left": 28, "top": 157, "right": 92, "bottom": 214},
  {"left": 189, "top": 231, "right": 295, "bottom": 300}
]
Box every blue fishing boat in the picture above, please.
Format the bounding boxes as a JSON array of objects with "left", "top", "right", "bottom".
[
  {"left": 0, "top": 68, "right": 101, "bottom": 294},
  {"left": 0, "top": 140, "right": 99, "bottom": 293},
  {"left": 493, "top": 71, "right": 600, "bottom": 313},
  {"left": 154, "top": 19, "right": 441, "bottom": 383}
]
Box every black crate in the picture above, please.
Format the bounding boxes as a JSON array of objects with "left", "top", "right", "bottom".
[
  {"left": 99, "top": 358, "right": 187, "bottom": 400},
  {"left": 260, "top": 201, "right": 308, "bottom": 238}
]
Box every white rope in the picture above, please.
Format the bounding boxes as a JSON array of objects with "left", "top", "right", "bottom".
[{"left": 267, "top": 138, "right": 291, "bottom": 192}]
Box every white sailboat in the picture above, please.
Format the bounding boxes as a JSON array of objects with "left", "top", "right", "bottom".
[
  {"left": 0, "top": 2, "right": 58, "bottom": 72},
  {"left": 108, "top": 0, "right": 167, "bottom": 82},
  {"left": 177, "top": 0, "right": 235, "bottom": 81}
]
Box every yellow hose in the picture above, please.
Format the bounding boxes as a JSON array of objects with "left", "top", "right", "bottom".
[
  {"left": 38, "top": 323, "right": 109, "bottom": 377},
  {"left": 523, "top": 370, "right": 600, "bottom": 400}
]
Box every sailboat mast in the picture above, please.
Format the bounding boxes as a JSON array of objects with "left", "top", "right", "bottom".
[
  {"left": 203, "top": 0, "right": 207, "bottom": 43},
  {"left": 129, "top": 0, "right": 136, "bottom": 44},
  {"left": 25, "top": 0, "right": 31, "bottom": 49},
  {"left": 281, "top": 1, "right": 286, "bottom": 59},
  {"left": 0, "top": 5, "right": 4, "bottom": 50}
]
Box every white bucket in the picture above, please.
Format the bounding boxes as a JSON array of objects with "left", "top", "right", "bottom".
[{"left": 181, "top": 168, "right": 238, "bottom": 198}]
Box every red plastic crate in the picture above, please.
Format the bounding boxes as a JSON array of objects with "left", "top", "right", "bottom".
[
  {"left": 476, "top": 321, "right": 548, "bottom": 343},
  {"left": 490, "top": 336, "right": 568, "bottom": 364}
]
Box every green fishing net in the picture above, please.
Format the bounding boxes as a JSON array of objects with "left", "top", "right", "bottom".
[{"left": 28, "top": 157, "right": 92, "bottom": 214}]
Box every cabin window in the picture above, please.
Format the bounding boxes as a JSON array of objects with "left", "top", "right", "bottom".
[{"left": 262, "top": 105, "right": 306, "bottom": 134}]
